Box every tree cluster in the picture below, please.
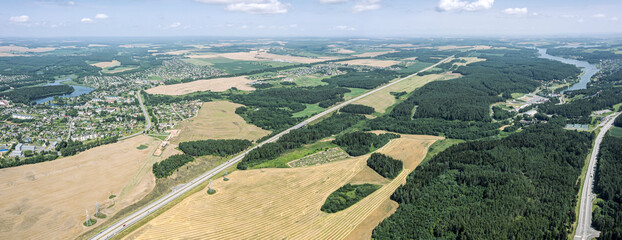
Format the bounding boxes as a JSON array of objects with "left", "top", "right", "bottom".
[
  {"left": 1, "top": 85, "right": 74, "bottom": 104},
  {"left": 179, "top": 139, "right": 252, "bottom": 157},
  {"left": 55, "top": 137, "right": 118, "bottom": 156},
  {"left": 333, "top": 131, "right": 399, "bottom": 156},
  {"left": 320, "top": 184, "right": 380, "bottom": 213},
  {"left": 372, "top": 124, "right": 592, "bottom": 239},
  {"left": 323, "top": 68, "right": 400, "bottom": 89},
  {"left": 339, "top": 104, "right": 375, "bottom": 115},
  {"left": 367, "top": 153, "right": 403, "bottom": 179}
]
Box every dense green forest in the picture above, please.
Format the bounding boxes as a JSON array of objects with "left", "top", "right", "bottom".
[
  {"left": 615, "top": 114, "right": 622, "bottom": 128},
  {"left": 592, "top": 135, "right": 622, "bottom": 239},
  {"left": 367, "top": 117, "right": 502, "bottom": 140},
  {"left": 237, "top": 113, "right": 365, "bottom": 169},
  {"left": 539, "top": 88, "right": 622, "bottom": 118},
  {"left": 372, "top": 124, "right": 592, "bottom": 239},
  {"left": 320, "top": 184, "right": 380, "bottom": 213},
  {"left": 366, "top": 153, "right": 403, "bottom": 179},
  {"left": 492, "top": 106, "right": 516, "bottom": 120},
  {"left": 1, "top": 85, "right": 74, "bottom": 104},
  {"left": 547, "top": 48, "right": 622, "bottom": 64},
  {"left": 152, "top": 154, "right": 195, "bottom": 178},
  {"left": 323, "top": 68, "right": 400, "bottom": 89},
  {"left": 339, "top": 104, "right": 375, "bottom": 114},
  {"left": 178, "top": 139, "right": 252, "bottom": 157},
  {"left": 231, "top": 86, "right": 350, "bottom": 130},
  {"left": 333, "top": 132, "right": 399, "bottom": 156}
]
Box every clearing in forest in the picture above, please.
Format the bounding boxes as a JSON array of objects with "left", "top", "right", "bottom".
[
  {"left": 454, "top": 57, "right": 486, "bottom": 66},
  {"left": 340, "top": 59, "right": 400, "bottom": 68},
  {"left": 172, "top": 101, "right": 270, "bottom": 144},
  {"left": 123, "top": 134, "right": 441, "bottom": 240},
  {"left": 353, "top": 72, "right": 461, "bottom": 113},
  {"left": 0, "top": 135, "right": 161, "bottom": 240},
  {"left": 145, "top": 76, "right": 255, "bottom": 95},
  {"left": 89, "top": 60, "right": 121, "bottom": 69}
]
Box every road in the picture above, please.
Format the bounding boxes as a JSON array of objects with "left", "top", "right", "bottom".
[
  {"left": 574, "top": 112, "right": 620, "bottom": 240},
  {"left": 89, "top": 56, "right": 454, "bottom": 240},
  {"left": 119, "top": 91, "right": 152, "bottom": 141}
]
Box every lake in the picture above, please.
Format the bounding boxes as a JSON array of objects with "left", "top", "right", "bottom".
[
  {"left": 537, "top": 48, "right": 599, "bottom": 92},
  {"left": 34, "top": 79, "right": 94, "bottom": 104}
]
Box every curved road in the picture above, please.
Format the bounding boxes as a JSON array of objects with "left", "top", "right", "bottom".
[
  {"left": 89, "top": 56, "right": 454, "bottom": 240},
  {"left": 574, "top": 112, "right": 620, "bottom": 240}
]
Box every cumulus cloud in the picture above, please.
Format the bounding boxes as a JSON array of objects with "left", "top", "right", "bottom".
[
  {"left": 592, "top": 13, "right": 606, "bottom": 18},
  {"left": 94, "top": 13, "right": 109, "bottom": 19},
  {"left": 352, "top": 0, "right": 381, "bottom": 12},
  {"left": 502, "top": 7, "right": 527, "bottom": 16},
  {"left": 9, "top": 15, "right": 30, "bottom": 23},
  {"left": 81, "top": 18, "right": 93, "bottom": 23},
  {"left": 611, "top": 17, "right": 619, "bottom": 21},
  {"left": 169, "top": 22, "right": 182, "bottom": 28},
  {"left": 196, "top": 0, "right": 288, "bottom": 14},
  {"left": 437, "top": 0, "right": 494, "bottom": 12},
  {"left": 333, "top": 25, "right": 356, "bottom": 31}
]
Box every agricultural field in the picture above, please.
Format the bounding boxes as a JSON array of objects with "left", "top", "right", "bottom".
[
  {"left": 145, "top": 76, "right": 255, "bottom": 95},
  {"left": 123, "top": 134, "right": 440, "bottom": 240},
  {"left": 453, "top": 57, "right": 486, "bottom": 66},
  {"left": 339, "top": 59, "right": 401, "bottom": 68},
  {"left": 172, "top": 101, "right": 270, "bottom": 144},
  {"left": 89, "top": 60, "right": 120, "bottom": 69},
  {"left": 353, "top": 72, "right": 461, "bottom": 113},
  {"left": 0, "top": 135, "right": 160, "bottom": 240},
  {"left": 187, "top": 50, "right": 337, "bottom": 64}
]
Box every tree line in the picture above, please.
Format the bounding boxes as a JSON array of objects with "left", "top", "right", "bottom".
[
  {"left": 372, "top": 124, "right": 592, "bottom": 239},
  {"left": 320, "top": 184, "right": 380, "bottom": 213},
  {"left": 179, "top": 139, "right": 252, "bottom": 157},
  {"left": 333, "top": 132, "right": 399, "bottom": 156},
  {"left": 152, "top": 154, "right": 195, "bottom": 178},
  {"left": 55, "top": 136, "right": 119, "bottom": 156},
  {"left": 237, "top": 113, "right": 365, "bottom": 170},
  {"left": 340, "top": 104, "right": 375, "bottom": 115}
]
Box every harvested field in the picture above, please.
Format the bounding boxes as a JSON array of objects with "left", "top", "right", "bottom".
[
  {"left": 0, "top": 45, "right": 56, "bottom": 53},
  {"left": 333, "top": 48, "right": 355, "bottom": 54},
  {"left": 353, "top": 51, "right": 394, "bottom": 58},
  {"left": 344, "top": 199, "right": 398, "bottom": 240},
  {"left": 454, "top": 57, "right": 486, "bottom": 66},
  {"left": 0, "top": 135, "right": 160, "bottom": 240},
  {"left": 187, "top": 50, "right": 336, "bottom": 64},
  {"left": 340, "top": 59, "right": 400, "bottom": 68},
  {"left": 124, "top": 134, "right": 440, "bottom": 240},
  {"left": 353, "top": 72, "right": 461, "bottom": 113},
  {"left": 437, "top": 45, "right": 492, "bottom": 50},
  {"left": 145, "top": 76, "right": 255, "bottom": 95},
  {"left": 172, "top": 101, "right": 270, "bottom": 144},
  {"left": 348, "top": 166, "right": 389, "bottom": 185},
  {"left": 90, "top": 60, "right": 121, "bottom": 69}
]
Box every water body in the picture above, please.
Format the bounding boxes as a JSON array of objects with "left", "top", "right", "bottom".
[
  {"left": 33, "top": 79, "right": 94, "bottom": 104},
  {"left": 537, "top": 48, "right": 599, "bottom": 92}
]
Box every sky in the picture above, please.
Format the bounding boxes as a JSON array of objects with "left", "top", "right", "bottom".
[{"left": 0, "top": 0, "right": 621, "bottom": 37}]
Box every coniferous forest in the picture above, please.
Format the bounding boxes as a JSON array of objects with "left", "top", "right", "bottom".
[
  {"left": 592, "top": 135, "right": 622, "bottom": 240},
  {"left": 366, "top": 153, "right": 403, "bottom": 179},
  {"left": 372, "top": 124, "right": 592, "bottom": 239},
  {"left": 178, "top": 139, "right": 252, "bottom": 157}
]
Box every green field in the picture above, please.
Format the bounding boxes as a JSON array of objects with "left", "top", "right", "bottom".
[
  {"left": 397, "top": 62, "right": 433, "bottom": 74},
  {"left": 609, "top": 127, "right": 622, "bottom": 138},
  {"left": 182, "top": 57, "right": 277, "bottom": 74},
  {"left": 293, "top": 103, "right": 325, "bottom": 118},
  {"left": 344, "top": 88, "right": 368, "bottom": 100},
  {"left": 293, "top": 75, "right": 329, "bottom": 87}
]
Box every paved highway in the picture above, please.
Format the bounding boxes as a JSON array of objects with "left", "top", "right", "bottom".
[
  {"left": 574, "top": 112, "right": 620, "bottom": 240},
  {"left": 89, "top": 56, "right": 454, "bottom": 240}
]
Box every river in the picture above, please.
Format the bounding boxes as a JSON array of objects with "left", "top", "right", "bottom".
[
  {"left": 537, "top": 48, "right": 599, "bottom": 92},
  {"left": 34, "top": 79, "right": 94, "bottom": 104}
]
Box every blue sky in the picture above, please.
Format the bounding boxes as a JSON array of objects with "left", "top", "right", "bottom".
[{"left": 0, "top": 0, "right": 621, "bottom": 37}]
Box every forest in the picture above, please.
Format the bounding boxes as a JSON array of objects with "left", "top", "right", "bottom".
[
  {"left": 546, "top": 48, "right": 622, "bottom": 64},
  {"left": 366, "top": 153, "right": 403, "bottom": 179},
  {"left": 339, "top": 104, "right": 375, "bottom": 115},
  {"left": 237, "top": 113, "right": 365, "bottom": 169},
  {"left": 320, "top": 184, "right": 380, "bottom": 213},
  {"left": 152, "top": 154, "right": 195, "bottom": 178},
  {"left": 372, "top": 124, "right": 592, "bottom": 239},
  {"left": 322, "top": 68, "right": 400, "bottom": 89},
  {"left": 141, "top": 90, "right": 219, "bottom": 105},
  {"left": 592, "top": 135, "right": 622, "bottom": 240},
  {"left": 1, "top": 85, "right": 74, "bottom": 104},
  {"left": 178, "top": 139, "right": 252, "bottom": 157},
  {"left": 539, "top": 88, "right": 622, "bottom": 118},
  {"left": 332, "top": 132, "right": 399, "bottom": 156},
  {"left": 367, "top": 117, "right": 502, "bottom": 140}
]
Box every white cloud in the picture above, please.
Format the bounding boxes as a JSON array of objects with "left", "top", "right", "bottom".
[
  {"left": 352, "top": 0, "right": 381, "bottom": 12},
  {"left": 169, "top": 22, "right": 182, "bottom": 28},
  {"left": 319, "top": 0, "right": 349, "bottom": 3},
  {"left": 95, "top": 13, "right": 109, "bottom": 19},
  {"left": 611, "top": 17, "right": 619, "bottom": 21},
  {"left": 592, "top": 13, "right": 606, "bottom": 18},
  {"left": 502, "top": 7, "right": 527, "bottom": 16},
  {"left": 9, "top": 15, "right": 29, "bottom": 23},
  {"left": 437, "top": 0, "right": 494, "bottom": 12},
  {"left": 81, "top": 17, "right": 93, "bottom": 23},
  {"left": 577, "top": 18, "right": 584, "bottom": 23},
  {"left": 196, "top": 0, "right": 288, "bottom": 14},
  {"left": 289, "top": 24, "right": 298, "bottom": 28},
  {"left": 333, "top": 25, "right": 356, "bottom": 31}
]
